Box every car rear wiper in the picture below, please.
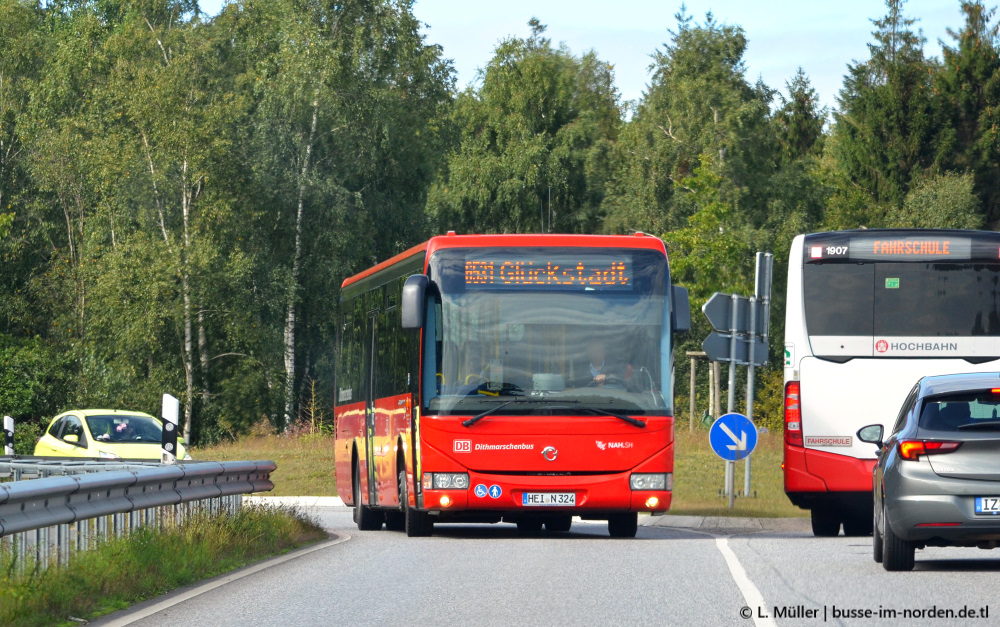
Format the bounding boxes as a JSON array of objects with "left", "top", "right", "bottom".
[
  {"left": 462, "top": 398, "right": 568, "bottom": 427},
  {"left": 957, "top": 420, "right": 1000, "bottom": 430},
  {"left": 573, "top": 406, "right": 646, "bottom": 428}
]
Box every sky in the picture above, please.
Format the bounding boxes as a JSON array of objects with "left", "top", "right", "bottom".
[{"left": 198, "top": 1, "right": 968, "bottom": 112}]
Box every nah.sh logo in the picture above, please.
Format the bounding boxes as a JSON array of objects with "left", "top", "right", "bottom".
[
  {"left": 454, "top": 440, "right": 471, "bottom": 453},
  {"left": 875, "top": 339, "right": 889, "bottom": 353},
  {"left": 596, "top": 440, "right": 633, "bottom": 450}
]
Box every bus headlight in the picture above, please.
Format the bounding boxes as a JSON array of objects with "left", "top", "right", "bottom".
[
  {"left": 630, "top": 473, "right": 671, "bottom": 491},
  {"left": 425, "top": 473, "right": 470, "bottom": 489}
]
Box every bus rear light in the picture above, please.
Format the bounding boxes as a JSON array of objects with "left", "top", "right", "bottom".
[
  {"left": 898, "top": 440, "right": 962, "bottom": 461},
  {"left": 784, "top": 381, "right": 803, "bottom": 447}
]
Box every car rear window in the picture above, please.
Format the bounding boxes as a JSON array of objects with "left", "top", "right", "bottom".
[{"left": 919, "top": 392, "right": 1000, "bottom": 431}]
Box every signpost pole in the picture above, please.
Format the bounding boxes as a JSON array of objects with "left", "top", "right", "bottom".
[
  {"left": 727, "top": 295, "right": 739, "bottom": 508},
  {"left": 689, "top": 355, "right": 697, "bottom": 432}
]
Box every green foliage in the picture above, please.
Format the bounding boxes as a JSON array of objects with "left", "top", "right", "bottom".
[
  {"left": 426, "top": 19, "right": 620, "bottom": 234},
  {"left": 603, "top": 10, "right": 778, "bottom": 234},
  {"left": 833, "top": 0, "right": 936, "bottom": 209},
  {"left": 888, "top": 171, "right": 984, "bottom": 228},
  {"left": 0, "top": 506, "right": 325, "bottom": 626},
  {"left": 935, "top": 1, "right": 1000, "bottom": 226}
]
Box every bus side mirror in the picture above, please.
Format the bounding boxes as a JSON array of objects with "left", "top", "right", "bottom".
[
  {"left": 671, "top": 285, "right": 691, "bottom": 333},
  {"left": 401, "top": 274, "right": 429, "bottom": 329}
]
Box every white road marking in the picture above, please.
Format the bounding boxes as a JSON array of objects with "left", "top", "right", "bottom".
[
  {"left": 715, "top": 537, "right": 776, "bottom": 627},
  {"left": 96, "top": 534, "right": 351, "bottom": 627}
]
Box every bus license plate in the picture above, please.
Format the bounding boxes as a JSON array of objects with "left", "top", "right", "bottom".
[
  {"left": 975, "top": 497, "right": 1000, "bottom": 515},
  {"left": 522, "top": 492, "right": 575, "bottom": 507}
]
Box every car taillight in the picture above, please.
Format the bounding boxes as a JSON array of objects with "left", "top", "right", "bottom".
[
  {"left": 784, "top": 381, "right": 803, "bottom": 446},
  {"left": 897, "top": 440, "right": 962, "bottom": 461}
]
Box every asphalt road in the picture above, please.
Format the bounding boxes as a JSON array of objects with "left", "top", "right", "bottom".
[{"left": 94, "top": 508, "right": 999, "bottom": 627}]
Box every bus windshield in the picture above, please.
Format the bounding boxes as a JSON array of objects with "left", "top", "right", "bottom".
[{"left": 423, "top": 247, "right": 671, "bottom": 415}]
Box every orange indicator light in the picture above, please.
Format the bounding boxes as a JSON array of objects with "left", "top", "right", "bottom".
[{"left": 439, "top": 495, "right": 452, "bottom": 508}]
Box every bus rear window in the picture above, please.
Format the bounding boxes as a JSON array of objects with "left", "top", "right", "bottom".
[
  {"left": 804, "top": 262, "right": 1000, "bottom": 337},
  {"left": 803, "top": 263, "right": 874, "bottom": 336},
  {"left": 874, "top": 263, "right": 1000, "bottom": 336}
]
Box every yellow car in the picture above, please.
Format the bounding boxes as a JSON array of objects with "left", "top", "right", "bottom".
[{"left": 34, "top": 409, "right": 191, "bottom": 461}]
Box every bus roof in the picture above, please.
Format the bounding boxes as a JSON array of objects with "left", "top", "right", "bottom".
[{"left": 340, "top": 232, "right": 667, "bottom": 289}]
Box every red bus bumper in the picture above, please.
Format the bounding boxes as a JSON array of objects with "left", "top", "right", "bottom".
[
  {"left": 421, "top": 470, "right": 671, "bottom": 514},
  {"left": 784, "top": 443, "right": 875, "bottom": 509}
]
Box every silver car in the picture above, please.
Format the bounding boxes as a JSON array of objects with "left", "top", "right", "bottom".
[{"left": 858, "top": 372, "right": 1000, "bottom": 571}]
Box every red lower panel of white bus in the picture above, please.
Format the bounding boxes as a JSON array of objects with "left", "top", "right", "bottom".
[{"left": 784, "top": 444, "right": 876, "bottom": 493}]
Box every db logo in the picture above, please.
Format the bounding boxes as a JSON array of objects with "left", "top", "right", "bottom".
[
  {"left": 875, "top": 339, "right": 889, "bottom": 353},
  {"left": 454, "top": 439, "right": 471, "bottom": 453}
]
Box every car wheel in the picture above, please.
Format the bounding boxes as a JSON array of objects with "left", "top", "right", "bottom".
[
  {"left": 881, "top": 508, "right": 915, "bottom": 571},
  {"left": 810, "top": 506, "right": 840, "bottom": 537},
  {"left": 608, "top": 513, "right": 638, "bottom": 538},
  {"left": 400, "top": 470, "right": 433, "bottom": 537},
  {"left": 872, "top": 500, "right": 883, "bottom": 563},
  {"left": 353, "top": 463, "right": 384, "bottom": 531},
  {"left": 544, "top": 515, "right": 572, "bottom": 533}
]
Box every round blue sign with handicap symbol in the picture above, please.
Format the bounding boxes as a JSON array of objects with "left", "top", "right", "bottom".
[
  {"left": 709, "top": 412, "right": 758, "bottom": 461},
  {"left": 474, "top": 484, "right": 488, "bottom": 498}
]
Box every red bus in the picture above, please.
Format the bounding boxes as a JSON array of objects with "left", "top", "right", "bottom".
[{"left": 334, "top": 233, "right": 690, "bottom": 537}]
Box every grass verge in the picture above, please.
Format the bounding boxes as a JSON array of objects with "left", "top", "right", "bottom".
[
  {"left": 670, "top": 429, "right": 806, "bottom": 518},
  {"left": 0, "top": 505, "right": 327, "bottom": 627},
  {"left": 194, "top": 428, "right": 806, "bottom": 518},
  {"left": 194, "top": 433, "right": 338, "bottom": 497}
]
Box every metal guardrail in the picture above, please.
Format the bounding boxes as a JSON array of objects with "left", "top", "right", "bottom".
[{"left": 0, "top": 458, "right": 275, "bottom": 571}]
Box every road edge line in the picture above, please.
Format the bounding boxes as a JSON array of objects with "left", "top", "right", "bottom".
[
  {"left": 715, "top": 536, "right": 777, "bottom": 627},
  {"left": 95, "top": 533, "right": 351, "bottom": 627}
]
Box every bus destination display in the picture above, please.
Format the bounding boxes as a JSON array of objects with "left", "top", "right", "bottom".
[
  {"left": 806, "top": 235, "right": 980, "bottom": 262},
  {"left": 464, "top": 255, "right": 633, "bottom": 289}
]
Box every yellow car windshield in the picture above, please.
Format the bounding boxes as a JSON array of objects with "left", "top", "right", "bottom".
[{"left": 86, "top": 415, "right": 162, "bottom": 444}]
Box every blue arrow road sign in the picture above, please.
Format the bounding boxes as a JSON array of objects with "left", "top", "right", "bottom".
[{"left": 709, "top": 413, "right": 758, "bottom": 461}]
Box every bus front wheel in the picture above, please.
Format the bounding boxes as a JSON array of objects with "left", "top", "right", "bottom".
[
  {"left": 400, "top": 470, "right": 433, "bottom": 537},
  {"left": 608, "top": 513, "right": 638, "bottom": 538}
]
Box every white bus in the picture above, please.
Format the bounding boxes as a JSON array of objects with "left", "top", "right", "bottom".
[{"left": 784, "top": 229, "right": 1000, "bottom": 536}]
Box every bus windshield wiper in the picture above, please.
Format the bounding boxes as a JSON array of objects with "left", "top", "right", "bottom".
[
  {"left": 462, "top": 398, "right": 571, "bottom": 427},
  {"left": 573, "top": 406, "right": 646, "bottom": 428},
  {"left": 957, "top": 420, "right": 1000, "bottom": 430}
]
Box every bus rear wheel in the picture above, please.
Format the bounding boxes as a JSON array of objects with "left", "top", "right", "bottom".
[
  {"left": 608, "top": 513, "right": 638, "bottom": 538},
  {"left": 353, "top": 463, "right": 384, "bottom": 531},
  {"left": 810, "top": 507, "right": 840, "bottom": 537}
]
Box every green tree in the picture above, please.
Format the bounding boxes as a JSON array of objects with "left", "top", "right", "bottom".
[
  {"left": 833, "top": 0, "right": 936, "bottom": 213},
  {"left": 887, "top": 171, "right": 984, "bottom": 228},
  {"left": 935, "top": 1, "right": 1000, "bottom": 226},
  {"left": 426, "top": 18, "right": 620, "bottom": 234},
  {"left": 602, "top": 10, "right": 777, "bottom": 234},
  {"left": 774, "top": 68, "right": 826, "bottom": 164}
]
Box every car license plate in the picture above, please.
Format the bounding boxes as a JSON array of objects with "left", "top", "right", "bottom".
[
  {"left": 522, "top": 492, "right": 575, "bottom": 507},
  {"left": 975, "top": 497, "right": 1000, "bottom": 515}
]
